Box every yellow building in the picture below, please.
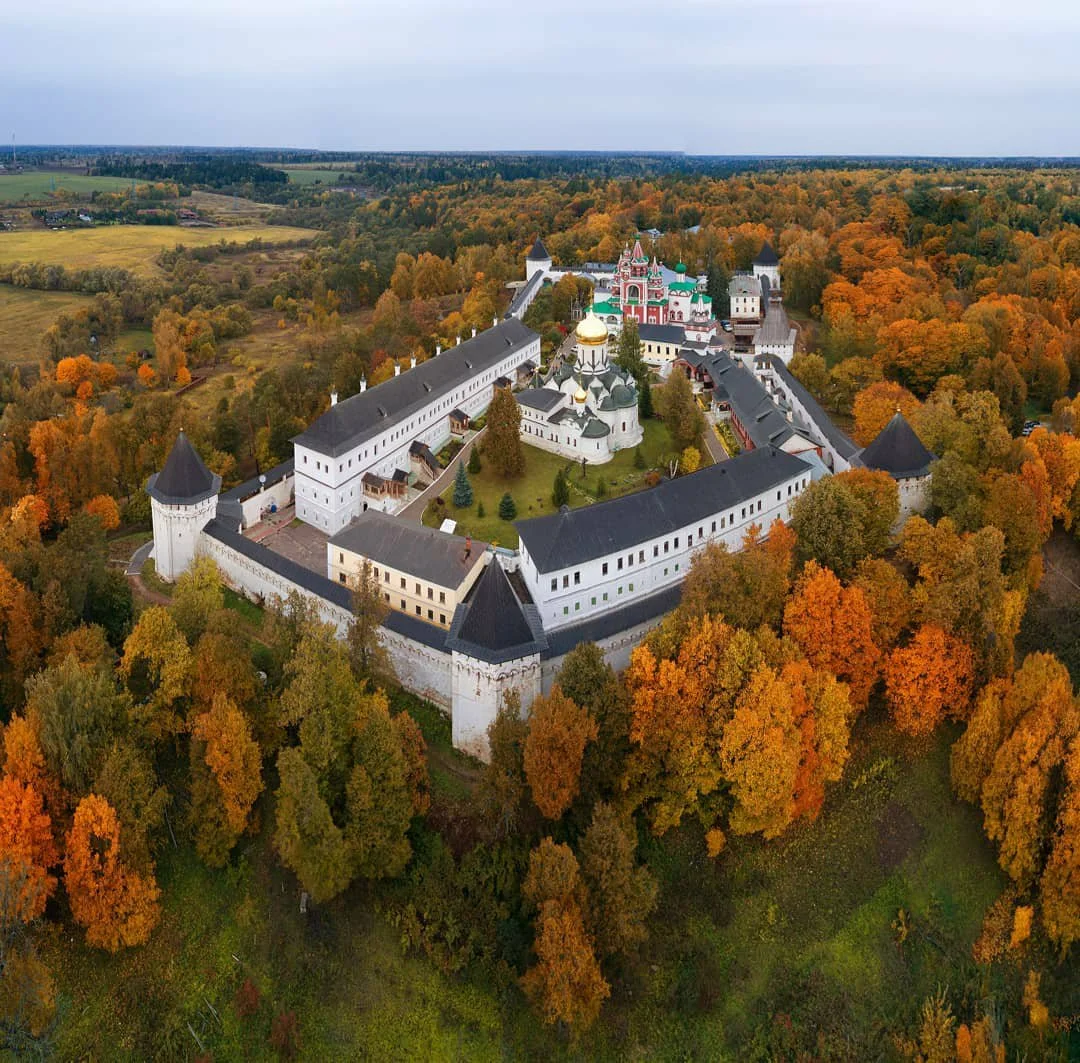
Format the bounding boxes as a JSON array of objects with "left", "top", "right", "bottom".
[{"left": 328, "top": 510, "right": 488, "bottom": 629}]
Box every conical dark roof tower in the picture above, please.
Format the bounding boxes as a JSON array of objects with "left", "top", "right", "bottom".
[
  {"left": 526, "top": 237, "right": 551, "bottom": 262},
  {"left": 754, "top": 240, "right": 779, "bottom": 266},
  {"left": 859, "top": 412, "right": 935, "bottom": 480},
  {"left": 147, "top": 430, "right": 221, "bottom": 504},
  {"left": 447, "top": 559, "right": 546, "bottom": 664}
]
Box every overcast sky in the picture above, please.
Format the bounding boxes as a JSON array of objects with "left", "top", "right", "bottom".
[{"left": 3, "top": 0, "right": 1078, "bottom": 154}]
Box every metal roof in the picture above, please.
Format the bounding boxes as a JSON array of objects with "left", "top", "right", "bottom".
[
  {"left": 858, "top": 412, "right": 936, "bottom": 479},
  {"left": 147, "top": 431, "right": 221, "bottom": 505},
  {"left": 516, "top": 446, "right": 811, "bottom": 574},
  {"left": 292, "top": 319, "right": 538, "bottom": 458}
]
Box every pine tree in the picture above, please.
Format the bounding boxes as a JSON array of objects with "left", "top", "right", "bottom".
[
  {"left": 466, "top": 447, "right": 481, "bottom": 474},
  {"left": 452, "top": 463, "right": 473, "bottom": 508},
  {"left": 616, "top": 317, "right": 644, "bottom": 379},
  {"left": 498, "top": 493, "right": 517, "bottom": 520},
  {"left": 638, "top": 376, "right": 653, "bottom": 419},
  {"left": 633, "top": 446, "right": 646, "bottom": 469},
  {"left": 552, "top": 468, "right": 570, "bottom": 507}
]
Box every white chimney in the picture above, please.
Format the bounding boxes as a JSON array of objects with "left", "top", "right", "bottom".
[
  {"left": 435, "top": 344, "right": 442, "bottom": 356},
  {"left": 330, "top": 391, "right": 338, "bottom": 406},
  {"left": 457, "top": 336, "right": 462, "bottom": 345},
  {"left": 359, "top": 377, "right": 367, "bottom": 392},
  {"left": 394, "top": 363, "right": 401, "bottom": 376},
  {"left": 471, "top": 327, "right": 476, "bottom": 338},
  {"left": 410, "top": 354, "right": 416, "bottom": 369}
]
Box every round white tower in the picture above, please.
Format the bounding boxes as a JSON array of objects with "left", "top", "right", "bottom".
[
  {"left": 525, "top": 236, "right": 552, "bottom": 282},
  {"left": 147, "top": 430, "right": 221, "bottom": 582}
]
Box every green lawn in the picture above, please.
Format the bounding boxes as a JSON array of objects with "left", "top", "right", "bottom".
[
  {"left": 425, "top": 419, "right": 695, "bottom": 549},
  {"left": 0, "top": 284, "right": 95, "bottom": 361},
  {"left": 279, "top": 167, "right": 351, "bottom": 187},
  {"left": 0, "top": 171, "right": 137, "bottom": 203}
]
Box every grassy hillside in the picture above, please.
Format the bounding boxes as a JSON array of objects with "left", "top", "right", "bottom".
[
  {"left": 42, "top": 712, "right": 1021, "bottom": 1060},
  {"left": 0, "top": 285, "right": 94, "bottom": 361},
  {"left": 0, "top": 224, "right": 318, "bottom": 276}
]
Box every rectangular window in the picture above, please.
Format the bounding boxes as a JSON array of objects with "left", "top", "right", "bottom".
[
  {"left": 629, "top": 582, "right": 634, "bottom": 592},
  {"left": 618, "top": 557, "right": 623, "bottom": 571},
  {"left": 639, "top": 550, "right": 645, "bottom": 563},
  {"left": 339, "top": 551, "right": 344, "bottom": 563},
  {"left": 563, "top": 606, "right": 569, "bottom": 616},
  {"left": 664, "top": 541, "right": 669, "bottom": 554},
  {"left": 339, "top": 573, "right": 346, "bottom": 584},
  {"left": 627, "top": 553, "right": 633, "bottom": 567},
  {"left": 699, "top": 527, "right": 703, "bottom": 538},
  {"left": 415, "top": 582, "right": 421, "bottom": 595},
  {"left": 741, "top": 507, "right": 746, "bottom": 519},
  {"left": 384, "top": 571, "right": 389, "bottom": 583},
  {"left": 400, "top": 578, "right": 406, "bottom": 589},
  {"left": 574, "top": 571, "right": 581, "bottom": 585},
  {"left": 603, "top": 592, "right": 609, "bottom": 601},
  {"left": 384, "top": 593, "right": 390, "bottom": 602},
  {"left": 400, "top": 599, "right": 406, "bottom": 609},
  {"left": 575, "top": 602, "right": 580, "bottom": 611},
  {"left": 675, "top": 537, "right": 679, "bottom": 548},
  {"left": 563, "top": 575, "right": 569, "bottom": 589},
  {"left": 664, "top": 567, "right": 669, "bottom": 577},
  {"left": 711, "top": 521, "right": 716, "bottom": 533},
  {"left": 439, "top": 591, "right": 446, "bottom": 604},
  {"left": 602, "top": 562, "right": 608, "bottom": 575},
  {"left": 591, "top": 596, "right": 597, "bottom": 606},
  {"left": 654, "top": 546, "right": 659, "bottom": 558},
  {"left": 440, "top": 614, "right": 446, "bottom": 625},
  {"left": 415, "top": 606, "right": 421, "bottom": 616},
  {"left": 618, "top": 586, "right": 623, "bottom": 595},
  {"left": 427, "top": 587, "right": 433, "bottom": 599},
  {"left": 551, "top": 578, "right": 557, "bottom": 591}
]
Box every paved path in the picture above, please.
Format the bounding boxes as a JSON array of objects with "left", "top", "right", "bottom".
[
  {"left": 126, "top": 539, "right": 154, "bottom": 575},
  {"left": 399, "top": 428, "right": 486, "bottom": 522},
  {"left": 703, "top": 419, "right": 730, "bottom": 465}
]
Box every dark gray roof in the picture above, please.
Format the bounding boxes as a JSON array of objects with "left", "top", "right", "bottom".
[
  {"left": 219, "top": 457, "right": 294, "bottom": 503},
  {"left": 754, "top": 241, "right": 779, "bottom": 266},
  {"left": 858, "top": 412, "right": 936, "bottom": 479},
  {"left": 202, "top": 518, "right": 448, "bottom": 651},
  {"left": 517, "top": 387, "right": 565, "bottom": 413},
  {"left": 770, "top": 358, "right": 860, "bottom": 461},
  {"left": 695, "top": 351, "right": 802, "bottom": 451},
  {"left": 506, "top": 270, "right": 545, "bottom": 318},
  {"left": 147, "top": 431, "right": 221, "bottom": 505},
  {"left": 754, "top": 299, "right": 796, "bottom": 347},
  {"left": 516, "top": 446, "right": 810, "bottom": 573},
  {"left": 543, "top": 583, "right": 682, "bottom": 658},
  {"left": 446, "top": 559, "right": 547, "bottom": 664},
  {"left": 329, "top": 510, "right": 487, "bottom": 588},
  {"left": 526, "top": 237, "right": 551, "bottom": 261},
  {"left": 729, "top": 274, "right": 761, "bottom": 298},
  {"left": 582, "top": 418, "right": 610, "bottom": 438},
  {"left": 639, "top": 323, "right": 686, "bottom": 346},
  {"left": 293, "top": 319, "right": 538, "bottom": 458}
]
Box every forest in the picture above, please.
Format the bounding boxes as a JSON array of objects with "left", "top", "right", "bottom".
[{"left": 0, "top": 153, "right": 1078, "bottom": 1058}]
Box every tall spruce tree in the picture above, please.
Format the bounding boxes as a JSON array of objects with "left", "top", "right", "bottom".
[
  {"left": 484, "top": 387, "right": 524, "bottom": 478},
  {"left": 452, "top": 463, "right": 473, "bottom": 507}
]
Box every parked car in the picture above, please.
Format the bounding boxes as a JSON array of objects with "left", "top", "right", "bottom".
[
  {"left": 1021, "top": 420, "right": 1041, "bottom": 437},
  {"left": 720, "top": 319, "right": 733, "bottom": 332}
]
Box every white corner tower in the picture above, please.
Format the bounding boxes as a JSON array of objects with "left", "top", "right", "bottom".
[
  {"left": 147, "top": 430, "right": 221, "bottom": 582},
  {"left": 525, "top": 236, "right": 552, "bottom": 282},
  {"left": 752, "top": 240, "right": 781, "bottom": 291}
]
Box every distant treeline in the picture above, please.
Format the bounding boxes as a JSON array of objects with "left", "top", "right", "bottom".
[{"left": 91, "top": 155, "right": 288, "bottom": 189}]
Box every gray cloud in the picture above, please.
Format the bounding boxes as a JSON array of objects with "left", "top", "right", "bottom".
[{"left": 2, "top": 0, "right": 1078, "bottom": 152}]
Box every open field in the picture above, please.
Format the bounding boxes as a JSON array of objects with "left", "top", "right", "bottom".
[
  {"left": 187, "top": 189, "right": 276, "bottom": 221},
  {"left": 424, "top": 419, "right": 696, "bottom": 548},
  {"left": 0, "top": 285, "right": 94, "bottom": 360},
  {"left": 0, "top": 171, "right": 137, "bottom": 203},
  {"left": 280, "top": 166, "right": 354, "bottom": 187},
  {"left": 0, "top": 223, "right": 319, "bottom": 276}
]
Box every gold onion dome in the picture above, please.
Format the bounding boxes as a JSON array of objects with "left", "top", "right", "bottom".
[
  {"left": 574, "top": 386, "right": 588, "bottom": 403},
  {"left": 575, "top": 312, "right": 608, "bottom": 345}
]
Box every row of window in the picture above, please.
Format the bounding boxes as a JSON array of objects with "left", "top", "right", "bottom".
[
  {"left": 336, "top": 554, "right": 448, "bottom": 604},
  {"left": 559, "top": 566, "right": 681, "bottom": 617}
]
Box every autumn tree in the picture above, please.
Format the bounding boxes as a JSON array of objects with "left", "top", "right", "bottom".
[
  {"left": 484, "top": 385, "right": 524, "bottom": 478},
  {"left": 679, "top": 535, "right": 789, "bottom": 631},
  {"left": 92, "top": 742, "right": 169, "bottom": 872},
  {"left": 523, "top": 686, "right": 598, "bottom": 820},
  {"left": 190, "top": 694, "right": 263, "bottom": 866},
  {"left": 119, "top": 606, "right": 192, "bottom": 740},
  {"left": 169, "top": 555, "right": 224, "bottom": 644},
  {"left": 64, "top": 794, "right": 161, "bottom": 951},
  {"left": 655, "top": 368, "right": 705, "bottom": 451},
  {"left": 1039, "top": 734, "right": 1080, "bottom": 953},
  {"left": 884, "top": 625, "right": 977, "bottom": 736},
  {"left": 852, "top": 381, "right": 920, "bottom": 446},
  {"left": 478, "top": 693, "right": 529, "bottom": 837},
  {"left": 346, "top": 559, "right": 394, "bottom": 688},
  {"left": 578, "top": 803, "right": 657, "bottom": 958},
  {"left": 790, "top": 469, "right": 899, "bottom": 577},
  {"left": 783, "top": 562, "right": 880, "bottom": 708},
  {"left": 0, "top": 778, "right": 58, "bottom": 926},
  {"left": 852, "top": 557, "right": 911, "bottom": 652}
]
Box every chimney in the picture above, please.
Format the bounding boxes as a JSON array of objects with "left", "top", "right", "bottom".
[
  {"left": 464, "top": 535, "right": 472, "bottom": 560},
  {"left": 410, "top": 354, "right": 416, "bottom": 369},
  {"left": 435, "top": 343, "right": 442, "bottom": 356},
  {"left": 330, "top": 391, "right": 338, "bottom": 407},
  {"left": 457, "top": 335, "right": 462, "bottom": 345},
  {"left": 471, "top": 327, "right": 477, "bottom": 339},
  {"left": 394, "top": 363, "right": 401, "bottom": 376},
  {"left": 359, "top": 377, "right": 367, "bottom": 392}
]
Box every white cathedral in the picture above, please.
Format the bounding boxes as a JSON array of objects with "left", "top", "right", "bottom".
[{"left": 515, "top": 311, "right": 643, "bottom": 464}]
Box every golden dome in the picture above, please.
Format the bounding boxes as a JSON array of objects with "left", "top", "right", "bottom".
[
  {"left": 574, "top": 386, "right": 588, "bottom": 403},
  {"left": 575, "top": 311, "right": 608, "bottom": 345}
]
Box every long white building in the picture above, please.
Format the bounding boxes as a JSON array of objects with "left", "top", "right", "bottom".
[
  {"left": 516, "top": 445, "right": 811, "bottom": 630},
  {"left": 292, "top": 318, "right": 540, "bottom": 533}
]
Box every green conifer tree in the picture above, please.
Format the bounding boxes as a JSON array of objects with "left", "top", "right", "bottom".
[
  {"left": 452, "top": 463, "right": 473, "bottom": 508},
  {"left": 552, "top": 468, "right": 570, "bottom": 507},
  {"left": 499, "top": 493, "right": 517, "bottom": 521}
]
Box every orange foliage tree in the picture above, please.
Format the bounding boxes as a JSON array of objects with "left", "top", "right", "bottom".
[
  {"left": 1040, "top": 734, "right": 1080, "bottom": 953},
  {"left": 783, "top": 562, "right": 880, "bottom": 708},
  {"left": 884, "top": 624, "right": 977, "bottom": 736},
  {"left": 852, "top": 381, "right": 920, "bottom": 445},
  {"left": 0, "top": 776, "right": 59, "bottom": 924},
  {"left": 523, "top": 686, "right": 597, "bottom": 820},
  {"left": 64, "top": 794, "right": 161, "bottom": 951}
]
